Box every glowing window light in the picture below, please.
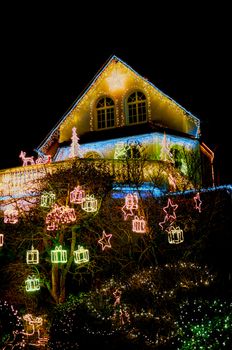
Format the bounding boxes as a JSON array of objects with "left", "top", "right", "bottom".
[
  {"left": 0, "top": 233, "right": 3, "bottom": 247},
  {"left": 25, "top": 275, "right": 40, "bottom": 292},
  {"left": 81, "top": 194, "right": 98, "bottom": 212},
  {"left": 70, "top": 185, "right": 85, "bottom": 204},
  {"left": 40, "top": 191, "right": 56, "bottom": 208},
  {"left": 73, "top": 245, "right": 89, "bottom": 264},
  {"left": 26, "top": 245, "right": 39, "bottom": 264},
  {"left": 167, "top": 226, "right": 184, "bottom": 244},
  {"left": 98, "top": 230, "right": 112, "bottom": 251},
  {"left": 4, "top": 208, "right": 19, "bottom": 224},
  {"left": 194, "top": 192, "right": 202, "bottom": 212},
  {"left": 51, "top": 245, "right": 67, "bottom": 263},
  {"left": 132, "top": 216, "right": 147, "bottom": 233}
]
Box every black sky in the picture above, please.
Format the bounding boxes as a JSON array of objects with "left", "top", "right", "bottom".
[{"left": 0, "top": 5, "right": 231, "bottom": 184}]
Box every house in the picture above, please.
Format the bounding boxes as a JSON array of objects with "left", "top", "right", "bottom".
[{"left": 0, "top": 55, "right": 214, "bottom": 206}]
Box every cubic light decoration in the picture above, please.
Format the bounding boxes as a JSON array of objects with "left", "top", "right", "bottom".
[
  {"left": 26, "top": 245, "right": 39, "bottom": 264},
  {"left": 0, "top": 233, "right": 3, "bottom": 247},
  {"left": 194, "top": 192, "right": 202, "bottom": 212},
  {"left": 73, "top": 245, "right": 89, "bottom": 264},
  {"left": 98, "top": 230, "right": 112, "bottom": 251},
  {"left": 70, "top": 185, "right": 85, "bottom": 204},
  {"left": 167, "top": 226, "right": 184, "bottom": 244},
  {"left": 40, "top": 191, "right": 56, "bottom": 208},
  {"left": 81, "top": 194, "right": 98, "bottom": 212},
  {"left": 25, "top": 275, "right": 40, "bottom": 292},
  {"left": 51, "top": 245, "right": 67, "bottom": 263},
  {"left": 132, "top": 216, "right": 147, "bottom": 233},
  {"left": 4, "top": 208, "right": 19, "bottom": 224}
]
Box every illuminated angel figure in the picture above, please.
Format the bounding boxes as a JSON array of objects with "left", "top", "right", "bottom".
[
  {"left": 121, "top": 193, "right": 139, "bottom": 220},
  {"left": 194, "top": 192, "right": 202, "bottom": 212}
]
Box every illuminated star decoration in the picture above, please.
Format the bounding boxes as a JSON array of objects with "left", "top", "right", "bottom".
[
  {"left": 162, "top": 198, "right": 178, "bottom": 221},
  {"left": 98, "top": 230, "right": 112, "bottom": 251},
  {"left": 194, "top": 192, "right": 202, "bottom": 213},
  {"left": 106, "top": 68, "right": 127, "bottom": 91},
  {"left": 121, "top": 204, "right": 134, "bottom": 220},
  {"left": 159, "top": 198, "right": 178, "bottom": 231}
]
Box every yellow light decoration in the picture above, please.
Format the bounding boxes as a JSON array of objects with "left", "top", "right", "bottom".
[
  {"left": 40, "top": 191, "right": 56, "bottom": 208},
  {"left": 0, "top": 233, "right": 3, "bottom": 247},
  {"left": 26, "top": 245, "right": 39, "bottom": 264},
  {"left": 167, "top": 226, "right": 184, "bottom": 244},
  {"left": 81, "top": 194, "right": 98, "bottom": 212},
  {"left": 51, "top": 245, "right": 67, "bottom": 263},
  {"left": 73, "top": 245, "right": 89, "bottom": 264},
  {"left": 25, "top": 275, "right": 40, "bottom": 292},
  {"left": 106, "top": 68, "right": 127, "bottom": 91}
]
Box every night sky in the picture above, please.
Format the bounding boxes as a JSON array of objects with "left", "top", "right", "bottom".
[{"left": 1, "top": 5, "right": 230, "bottom": 184}]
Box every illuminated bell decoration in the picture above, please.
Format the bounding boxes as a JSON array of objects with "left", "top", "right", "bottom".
[
  {"left": 81, "top": 194, "right": 98, "bottom": 212},
  {"left": 73, "top": 245, "right": 89, "bottom": 264},
  {"left": 0, "top": 233, "right": 3, "bottom": 247},
  {"left": 25, "top": 275, "right": 40, "bottom": 292},
  {"left": 70, "top": 185, "right": 86, "bottom": 204},
  {"left": 26, "top": 245, "right": 39, "bottom": 264},
  {"left": 4, "top": 209, "right": 19, "bottom": 224},
  {"left": 132, "top": 216, "right": 147, "bottom": 233},
  {"left": 40, "top": 191, "right": 56, "bottom": 208},
  {"left": 167, "top": 226, "right": 184, "bottom": 244},
  {"left": 51, "top": 245, "right": 67, "bottom": 263}
]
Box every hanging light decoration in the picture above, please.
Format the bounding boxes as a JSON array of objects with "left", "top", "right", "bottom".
[
  {"left": 51, "top": 245, "right": 67, "bottom": 263},
  {"left": 81, "top": 194, "right": 98, "bottom": 212},
  {"left": 46, "top": 204, "right": 76, "bottom": 230},
  {"left": 70, "top": 185, "right": 86, "bottom": 204},
  {"left": 193, "top": 192, "right": 202, "bottom": 212},
  {"left": 25, "top": 275, "right": 40, "bottom": 292},
  {"left": 0, "top": 233, "right": 4, "bottom": 247},
  {"left": 73, "top": 245, "right": 89, "bottom": 264},
  {"left": 132, "top": 215, "right": 147, "bottom": 233},
  {"left": 40, "top": 191, "right": 56, "bottom": 208},
  {"left": 167, "top": 226, "right": 184, "bottom": 244},
  {"left": 26, "top": 245, "right": 39, "bottom": 264},
  {"left": 4, "top": 209, "right": 19, "bottom": 224},
  {"left": 125, "top": 193, "right": 138, "bottom": 210}
]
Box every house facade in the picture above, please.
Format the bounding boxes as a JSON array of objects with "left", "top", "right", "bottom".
[{"left": 0, "top": 55, "right": 214, "bottom": 207}]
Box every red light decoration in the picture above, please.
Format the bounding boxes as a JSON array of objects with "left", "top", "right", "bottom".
[
  {"left": 98, "top": 230, "right": 112, "bottom": 251},
  {"left": 46, "top": 204, "right": 76, "bottom": 231},
  {"left": 194, "top": 192, "right": 202, "bottom": 212},
  {"left": 4, "top": 209, "right": 19, "bottom": 224},
  {"left": 70, "top": 185, "right": 86, "bottom": 204},
  {"left": 132, "top": 215, "right": 147, "bottom": 233}
]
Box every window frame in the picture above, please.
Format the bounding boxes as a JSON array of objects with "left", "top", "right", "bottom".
[
  {"left": 126, "top": 91, "right": 147, "bottom": 125},
  {"left": 96, "top": 96, "right": 115, "bottom": 130}
]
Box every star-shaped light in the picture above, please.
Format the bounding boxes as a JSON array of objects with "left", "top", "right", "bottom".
[
  {"left": 121, "top": 204, "right": 134, "bottom": 221},
  {"left": 98, "top": 230, "right": 112, "bottom": 251},
  {"left": 159, "top": 215, "right": 175, "bottom": 232},
  {"left": 194, "top": 192, "right": 202, "bottom": 213},
  {"left": 162, "top": 198, "right": 178, "bottom": 221},
  {"left": 106, "top": 68, "right": 127, "bottom": 91}
]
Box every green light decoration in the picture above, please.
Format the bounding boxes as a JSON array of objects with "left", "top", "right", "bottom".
[
  {"left": 25, "top": 275, "right": 40, "bottom": 292},
  {"left": 26, "top": 245, "right": 39, "bottom": 264},
  {"left": 51, "top": 245, "right": 67, "bottom": 264},
  {"left": 40, "top": 191, "right": 56, "bottom": 208},
  {"left": 81, "top": 194, "right": 98, "bottom": 212},
  {"left": 73, "top": 245, "right": 89, "bottom": 264}
]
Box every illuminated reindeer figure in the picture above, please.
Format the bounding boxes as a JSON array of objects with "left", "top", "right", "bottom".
[{"left": 19, "top": 151, "right": 35, "bottom": 166}]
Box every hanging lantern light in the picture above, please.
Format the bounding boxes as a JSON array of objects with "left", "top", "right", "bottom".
[
  {"left": 26, "top": 245, "right": 39, "bottom": 264},
  {"left": 70, "top": 186, "right": 85, "bottom": 204},
  {"left": 40, "top": 191, "right": 56, "bottom": 208},
  {"left": 4, "top": 209, "right": 19, "bottom": 224},
  {"left": 81, "top": 194, "right": 98, "bottom": 212},
  {"left": 167, "top": 226, "right": 184, "bottom": 244},
  {"left": 0, "top": 233, "right": 4, "bottom": 247},
  {"left": 73, "top": 245, "right": 89, "bottom": 264},
  {"left": 51, "top": 245, "right": 67, "bottom": 263},
  {"left": 132, "top": 216, "right": 147, "bottom": 233},
  {"left": 25, "top": 275, "right": 40, "bottom": 292}
]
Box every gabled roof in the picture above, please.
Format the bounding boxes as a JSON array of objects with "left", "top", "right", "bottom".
[{"left": 37, "top": 55, "right": 200, "bottom": 154}]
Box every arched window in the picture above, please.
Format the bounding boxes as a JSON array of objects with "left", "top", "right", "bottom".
[
  {"left": 127, "top": 91, "right": 147, "bottom": 124},
  {"left": 96, "top": 97, "right": 115, "bottom": 129}
]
